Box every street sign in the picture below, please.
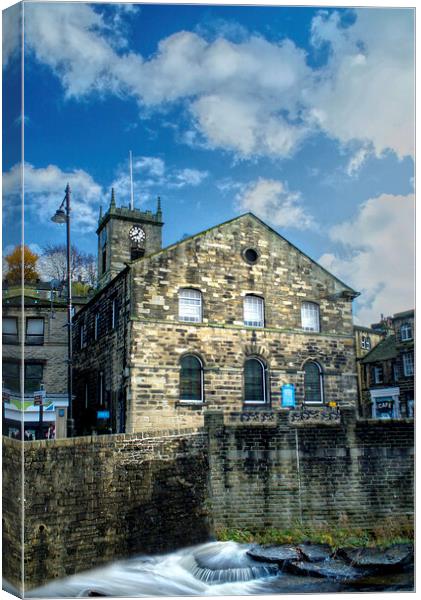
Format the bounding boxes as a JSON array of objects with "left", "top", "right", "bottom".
[
  {"left": 97, "top": 410, "right": 110, "bottom": 419},
  {"left": 33, "top": 390, "right": 46, "bottom": 406},
  {"left": 281, "top": 384, "right": 296, "bottom": 408}
]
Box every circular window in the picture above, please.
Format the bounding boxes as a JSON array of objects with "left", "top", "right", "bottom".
[{"left": 244, "top": 248, "right": 259, "bottom": 264}]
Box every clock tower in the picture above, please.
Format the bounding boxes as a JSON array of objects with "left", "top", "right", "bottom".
[{"left": 96, "top": 189, "right": 163, "bottom": 288}]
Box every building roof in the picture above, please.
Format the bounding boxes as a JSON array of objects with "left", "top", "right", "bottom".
[
  {"left": 393, "top": 309, "right": 414, "bottom": 320},
  {"left": 353, "top": 325, "right": 382, "bottom": 334},
  {"left": 361, "top": 334, "right": 397, "bottom": 364},
  {"left": 131, "top": 212, "right": 359, "bottom": 297}
]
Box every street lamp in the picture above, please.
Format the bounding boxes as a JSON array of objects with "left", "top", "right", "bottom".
[{"left": 51, "top": 183, "right": 74, "bottom": 437}]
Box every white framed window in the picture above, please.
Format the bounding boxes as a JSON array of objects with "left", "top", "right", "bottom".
[
  {"left": 179, "top": 355, "right": 204, "bottom": 403},
  {"left": 373, "top": 366, "right": 383, "bottom": 384},
  {"left": 244, "top": 358, "right": 267, "bottom": 404},
  {"left": 244, "top": 295, "right": 264, "bottom": 327},
  {"left": 304, "top": 361, "right": 324, "bottom": 404},
  {"left": 403, "top": 352, "right": 414, "bottom": 377},
  {"left": 400, "top": 323, "right": 413, "bottom": 341},
  {"left": 361, "top": 335, "right": 372, "bottom": 350},
  {"left": 179, "top": 289, "right": 202, "bottom": 323},
  {"left": 111, "top": 299, "right": 117, "bottom": 329},
  {"left": 301, "top": 302, "right": 320, "bottom": 332}
]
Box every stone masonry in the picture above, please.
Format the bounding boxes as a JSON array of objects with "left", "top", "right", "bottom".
[
  {"left": 73, "top": 213, "right": 359, "bottom": 434},
  {"left": 2, "top": 410, "right": 414, "bottom": 591}
]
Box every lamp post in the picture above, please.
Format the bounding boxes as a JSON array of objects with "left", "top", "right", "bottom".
[{"left": 51, "top": 183, "right": 74, "bottom": 437}]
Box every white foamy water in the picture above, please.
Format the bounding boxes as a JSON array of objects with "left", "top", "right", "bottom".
[
  {"left": 27, "top": 542, "right": 281, "bottom": 598},
  {"left": 23, "top": 541, "right": 413, "bottom": 598}
]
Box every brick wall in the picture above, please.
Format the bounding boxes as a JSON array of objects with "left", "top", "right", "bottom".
[
  {"left": 2, "top": 438, "right": 23, "bottom": 593},
  {"left": 2, "top": 411, "right": 414, "bottom": 590},
  {"left": 206, "top": 410, "right": 414, "bottom": 531},
  {"left": 12, "top": 428, "right": 210, "bottom": 589}
]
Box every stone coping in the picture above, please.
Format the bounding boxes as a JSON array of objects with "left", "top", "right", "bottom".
[{"left": 2, "top": 427, "right": 206, "bottom": 448}]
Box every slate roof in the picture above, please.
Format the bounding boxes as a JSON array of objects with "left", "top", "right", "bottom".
[
  {"left": 361, "top": 334, "right": 397, "bottom": 364},
  {"left": 393, "top": 309, "right": 414, "bottom": 319}
]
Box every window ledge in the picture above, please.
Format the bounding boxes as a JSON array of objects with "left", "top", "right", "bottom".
[{"left": 176, "top": 401, "right": 205, "bottom": 408}]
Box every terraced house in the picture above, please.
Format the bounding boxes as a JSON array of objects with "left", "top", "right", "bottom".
[
  {"left": 359, "top": 310, "right": 415, "bottom": 419},
  {"left": 72, "top": 193, "right": 360, "bottom": 435}
]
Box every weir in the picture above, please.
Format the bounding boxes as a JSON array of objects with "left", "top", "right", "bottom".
[{"left": 2, "top": 409, "right": 414, "bottom": 592}]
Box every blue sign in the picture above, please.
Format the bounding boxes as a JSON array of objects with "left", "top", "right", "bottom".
[
  {"left": 281, "top": 384, "right": 296, "bottom": 408},
  {"left": 97, "top": 410, "right": 110, "bottom": 419}
]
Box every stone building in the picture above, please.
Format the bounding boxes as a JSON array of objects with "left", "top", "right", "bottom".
[
  {"left": 72, "top": 193, "right": 360, "bottom": 435},
  {"left": 359, "top": 309, "right": 414, "bottom": 418},
  {"left": 2, "top": 283, "right": 87, "bottom": 438},
  {"left": 353, "top": 325, "right": 384, "bottom": 415}
]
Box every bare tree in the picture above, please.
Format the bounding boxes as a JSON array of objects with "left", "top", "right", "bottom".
[
  {"left": 40, "top": 244, "right": 97, "bottom": 288},
  {"left": 79, "top": 252, "right": 97, "bottom": 288}
]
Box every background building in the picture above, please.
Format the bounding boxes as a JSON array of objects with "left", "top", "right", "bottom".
[
  {"left": 72, "top": 195, "right": 360, "bottom": 435},
  {"left": 2, "top": 282, "right": 87, "bottom": 438},
  {"left": 359, "top": 309, "right": 414, "bottom": 419},
  {"left": 354, "top": 325, "right": 385, "bottom": 416}
]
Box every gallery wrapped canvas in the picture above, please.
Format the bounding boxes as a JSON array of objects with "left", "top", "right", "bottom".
[{"left": 2, "top": 1, "right": 414, "bottom": 597}]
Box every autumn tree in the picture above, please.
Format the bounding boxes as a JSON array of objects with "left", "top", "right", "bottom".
[{"left": 4, "top": 245, "right": 40, "bottom": 284}]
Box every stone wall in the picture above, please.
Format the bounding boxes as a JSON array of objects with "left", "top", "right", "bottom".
[
  {"left": 17, "top": 428, "right": 210, "bottom": 589},
  {"left": 1, "top": 411, "right": 414, "bottom": 590},
  {"left": 3, "top": 304, "right": 68, "bottom": 394},
  {"left": 72, "top": 269, "right": 131, "bottom": 434},
  {"left": 129, "top": 321, "right": 357, "bottom": 431},
  {"left": 126, "top": 214, "right": 357, "bottom": 431},
  {"left": 206, "top": 410, "right": 414, "bottom": 531},
  {"left": 2, "top": 438, "right": 23, "bottom": 593}
]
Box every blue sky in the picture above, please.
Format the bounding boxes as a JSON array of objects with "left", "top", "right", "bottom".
[{"left": 2, "top": 1, "right": 415, "bottom": 325}]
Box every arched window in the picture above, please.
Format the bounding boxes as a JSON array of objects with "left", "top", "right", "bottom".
[
  {"left": 244, "top": 358, "right": 267, "bottom": 404},
  {"left": 179, "top": 289, "right": 202, "bottom": 323},
  {"left": 304, "top": 361, "right": 324, "bottom": 404},
  {"left": 400, "top": 323, "right": 413, "bottom": 341},
  {"left": 180, "top": 355, "right": 203, "bottom": 402},
  {"left": 244, "top": 295, "right": 264, "bottom": 327},
  {"left": 301, "top": 302, "right": 320, "bottom": 332}
]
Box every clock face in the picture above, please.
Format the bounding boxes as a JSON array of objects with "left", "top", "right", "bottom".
[{"left": 129, "top": 225, "right": 146, "bottom": 245}]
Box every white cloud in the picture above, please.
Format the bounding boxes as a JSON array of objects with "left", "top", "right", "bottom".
[
  {"left": 23, "top": 5, "right": 414, "bottom": 161},
  {"left": 3, "top": 163, "right": 103, "bottom": 234},
  {"left": 2, "top": 3, "right": 21, "bottom": 68},
  {"left": 309, "top": 9, "right": 414, "bottom": 159},
  {"left": 345, "top": 145, "right": 370, "bottom": 177},
  {"left": 110, "top": 155, "right": 209, "bottom": 206},
  {"left": 319, "top": 193, "right": 415, "bottom": 325},
  {"left": 171, "top": 168, "right": 209, "bottom": 188},
  {"left": 235, "top": 178, "right": 315, "bottom": 230}
]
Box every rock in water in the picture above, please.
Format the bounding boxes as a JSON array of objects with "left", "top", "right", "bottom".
[
  {"left": 181, "top": 541, "right": 279, "bottom": 585},
  {"left": 247, "top": 545, "right": 300, "bottom": 564},
  {"left": 297, "top": 543, "right": 332, "bottom": 562},
  {"left": 288, "top": 559, "right": 365, "bottom": 581},
  {"left": 338, "top": 543, "right": 414, "bottom": 571}
]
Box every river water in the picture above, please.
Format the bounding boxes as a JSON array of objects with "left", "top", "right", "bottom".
[{"left": 24, "top": 541, "right": 414, "bottom": 597}]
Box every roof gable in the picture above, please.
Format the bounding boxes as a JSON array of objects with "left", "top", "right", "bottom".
[
  {"left": 131, "top": 212, "right": 358, "bottom": 297},
  {"left": 361, "top": 335, "right": 397, "bottom": 363}
]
